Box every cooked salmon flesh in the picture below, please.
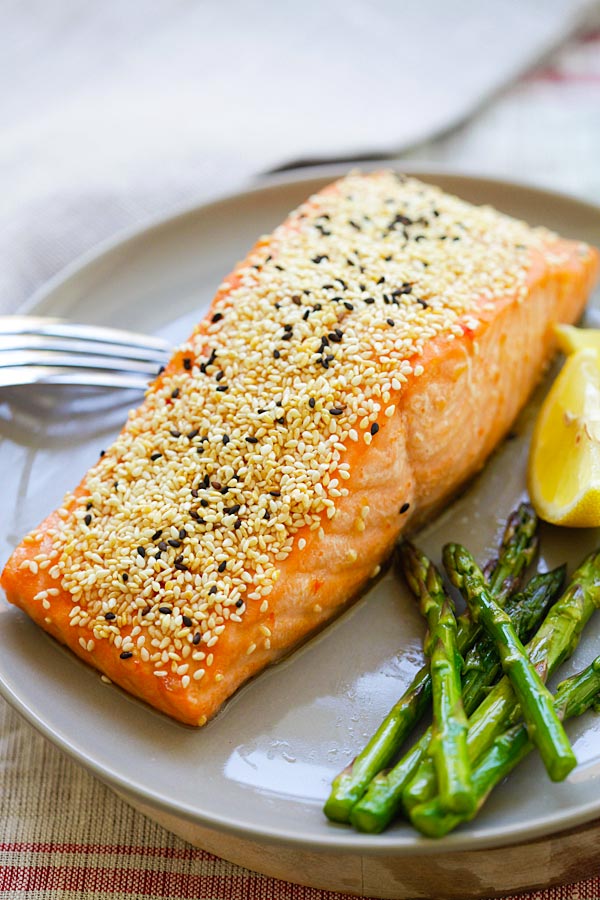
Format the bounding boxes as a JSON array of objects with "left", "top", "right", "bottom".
[{"left": 2, "top": 172, "right": 598, "bottom": 725}]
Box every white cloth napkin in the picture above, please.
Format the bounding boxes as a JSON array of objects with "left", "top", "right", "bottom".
[{"left": 0, "top": 0, "right": 593, "bottom": 312}]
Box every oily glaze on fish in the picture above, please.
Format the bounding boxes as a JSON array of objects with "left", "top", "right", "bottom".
[{"left": 2, "top": 172, "right": 598, "bottom": 725}]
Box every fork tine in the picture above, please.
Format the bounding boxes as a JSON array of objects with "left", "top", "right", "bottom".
[
  {"left": 0, "top": 334, "right": 169, "bottom": 364},
  {"left": 0, "top": 366, "right": 152, "bottom": 391},
  {"left": 0, "top": 316, "right": 171, "bottom": 353},
  {"left": 0, "top": 350, "right": 162, "bottom": 377}
]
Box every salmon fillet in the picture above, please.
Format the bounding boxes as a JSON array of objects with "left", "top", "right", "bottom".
[{"left": 2, "top": 172, "right": 598, "bottom": 726}]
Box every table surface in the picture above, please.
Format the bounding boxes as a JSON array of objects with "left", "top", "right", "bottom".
[{"left": 2, "top": 11, "right": 600, "bottom": 900}]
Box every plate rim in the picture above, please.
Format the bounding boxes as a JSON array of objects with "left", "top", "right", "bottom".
[{"left": 2, "top": 161, "right": 600, "bottom": 856}]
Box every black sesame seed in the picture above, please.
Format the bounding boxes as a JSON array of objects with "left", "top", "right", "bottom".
[
  {"left": 158, "top": 541, "right": 168, "bottom": 551},
  {"left": 329, "top": 407, "right": 344, "bottom": 416},
  {"left": 234, "top": 518, "right": 242, "bottom": 529},
  {"left": 348, "top": 219, "right": 361, "bottom": 231},
  {"left": 211, "top": 480, "right": 221, "bottom": 489},
  {"left": 222, "top": 434, "right": 230, "bottom": 445},
  {"left": 174, "top": 562, "right": 189, "bottom": 572},
  {"left": 202, "top": 475, "right": 210, "bottom": 488},
  {"left": 211, "top": 312, "right": 224, "bottom": 323},
  {"left": 364, "top": 297, "right": 375, "bottom": 304},
  {"left": 182, "top": 615, "right": 194, "bottom": 627},
  {"left": 308, "top": 397, "right": 316, "bottom": 409},
  {"left": 312, "top": 255, "right": 328, "bottom": 264},
  {"left": 152, "top": 530, "right": 163, "bottom": 540},
  {"left": 141, "top": 605, "right": 150, "bottom": 615},
  {"left": 158, "top": 606, "right": 172, "bottom": 615},
  {"left": 417, "top": 298, "right": 429, "bottom": 308},
  {"left": 218, "top": 561, "right": 227, "bottom": 573},
  {"left": 377, "top": 276, "right": 386, "bottom": 284},
  {"left": 170, "top": 429, "right": 181, "bottom": 438},
  {"left": 86, "top": 501, "right": 93, "bottom": 510},
  {"left": 120, "top": 651, "right": 133, "bottom": 660},
  {"left": 168, "top": 539, "right": 181, "bottom": 548},
  {"left": 328, "top": 332, "right": 342, "bottom": 343},
  {"left": 236, "top": 599, "right": 244, "bottom": 608},
  {"left": 370, "top": 422, "right": 380, "bottom": 436},
  {"left": 216, "top": 385, "right": 229, "bottom": 392},
  {"left": 269, "top": 490, "right": 281, "bottom": 497},
  {"left": 273, "top": 349, "right": 281, "bottom": 359},
  {"left": 151, "top": 452, "right": 163, "bottom": 463},
  {"left": 220, "top": 486, "right": 229, "bottom": 495},
  {"left": 84, "top": 514, "right": 92, "bottom": 526},
  {"left": 123, "top": 573, "right": 129, "bottom": 582},
  {"left": 189, "top": 509, "right": 201, "bottom": 521},
  {"left": 215, "top": 370, "right": 225, "bottom": 382},
  {"left": 193, "top": 633, "right": 202, "bottom": 645},
  {"left": 200, "top": 499, "right": 208, "bottom": 507},
  {"left": 400, "top": 502, "right": 410, "bottom": 514},
  {"left": 157, "top": 365, "right": 165, "bottom": 375},
  {"left": 105, "top": 612, "right": 116, "bottom": 621},
  {"left": 179, "top": 528, "right": 187, "bottom": 539},
  {"left": 302, "top": 309, "right": 310, "bottom": 321},
  {"left": 137, "top": 546, "right": 146, "bottom": 558},
  {"left": 386, "top": 318, "right": 395, "bottom": 327},
  {"left": 224, "top": 504, "right": 241, "bottom": 514},
  {"left": 245, "top": 436, "right": 258, "bottom": 444},
  {"left": 208, "top": 586, "right": 218, "bottom": 595},
  {"left": 171, "top": 388, "right": 180, "bottom": 399},
  {"left": 99, "top": 450, "right": 105, "bottom": 458},
  {"left": 183, "top": 357, "right": 192, "bottom": 371}
]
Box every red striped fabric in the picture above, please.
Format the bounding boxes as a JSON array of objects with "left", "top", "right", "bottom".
[{"left": 1, "top": 844, "right": 599, "bottom": 899}]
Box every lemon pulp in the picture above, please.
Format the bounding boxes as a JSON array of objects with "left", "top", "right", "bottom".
[{"left": 528, "top": 346, "right": 600, "bottom": 527}]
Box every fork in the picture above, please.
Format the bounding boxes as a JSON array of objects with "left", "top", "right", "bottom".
[{"left": 0, "top": 316, "right": 172, "bottom": 390}]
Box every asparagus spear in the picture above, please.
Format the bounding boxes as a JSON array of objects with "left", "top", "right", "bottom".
[
  {"left": 445, "top": 544, "right": 577, "bottom": 781},
  {"left": 400, "top": 567, "right": 564, "bottom": 816},
  {"left": 414, "top": 547, "right": 473, "bottom": 813},
  {"left": 323, "top": 665, "right": 431, "bottom": 822},
  {"left": 403, "top": 552, "right": 600, "bottom": 819},
  {"left": 411, "top": 655, "right": 600, "bottom": 838},
  {"left": 461, "top": 567, "right": 566, "bottom": 714},
  {"left": 324, "top": 503, "right": 538, "bottom": 824},
  {"left": 351, "top": 568, "right": 561, "bottom": 832}
]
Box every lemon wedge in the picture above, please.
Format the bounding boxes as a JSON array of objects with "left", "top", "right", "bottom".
[
  {"left": 528, "top": 347, "right": 600, "bottom": 527},
  {"left": 554, "top": 323, "right": 600, "bottom": 356}
]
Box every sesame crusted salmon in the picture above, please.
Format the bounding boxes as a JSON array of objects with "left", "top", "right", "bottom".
[{"left": 2, "top": 172, "right": 598, "bottom": 726}]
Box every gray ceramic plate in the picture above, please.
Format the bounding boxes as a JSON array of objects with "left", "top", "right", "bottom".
[{"left": 1, "top": 165, "right": 600, "bottom": 858}]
